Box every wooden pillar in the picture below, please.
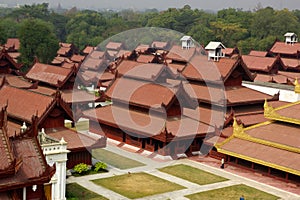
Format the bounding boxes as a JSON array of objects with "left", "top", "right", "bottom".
[
  {"left": 285, "top": 173, "right": 289, "bottom": 181},
  {"left": 251, "top": 162, "right": 254, "bottom": 170},
  {"left": 268, "top": 167, "right": 271, "bottom": 175}
]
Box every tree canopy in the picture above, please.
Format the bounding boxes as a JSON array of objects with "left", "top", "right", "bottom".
[
  {"left": 18, "top": 18, "right": 59, "bottom": 69},
  {"left": 1, "top": 3, "right": 300, "bottom": 60}
]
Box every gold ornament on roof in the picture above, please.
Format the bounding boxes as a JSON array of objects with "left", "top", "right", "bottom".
[{"left": 294, "top": 78, "right": 300, "bottom": 94}]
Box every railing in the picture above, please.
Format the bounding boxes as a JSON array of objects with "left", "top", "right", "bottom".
[{"left": 209, "top": 52, "right": 225, "bottom": 61}]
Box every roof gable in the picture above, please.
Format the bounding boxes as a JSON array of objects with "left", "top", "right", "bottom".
[
  {"left": 0, "top": 85, "right": 73, "bottom": 124},
  {"left": 0, "top": 49, "right": 22, "bottom": 71},
  {"left": 4, "top": 38, "right": 20, "bottom": 51},
  {"left": 242, "top": 55, "right": 284, "bottom": 73},
  {"left": 26, "top": 62, "right": 75, "bottom": 88},
  {"left": 205, "top": 42, "right": 226, "bottom": 50}
]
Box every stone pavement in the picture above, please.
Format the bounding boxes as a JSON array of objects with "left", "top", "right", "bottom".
[{"left": 66, "top": 139, "right": 300, "bottom": 200}]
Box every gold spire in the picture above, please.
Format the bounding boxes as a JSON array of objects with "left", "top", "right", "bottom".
[
  {"left": 294, "top": 78, "right": 300, "bottom": 93},
  {"left": 232, "top": 117, "right": 244, "bottom": 136}
]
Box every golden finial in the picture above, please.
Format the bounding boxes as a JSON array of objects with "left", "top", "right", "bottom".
[
  {"left": 232, "top": 117, "right": 243, "bottom": 136},
  {"left": 294, "top": 78, "right": 300, "bottom": 94}
]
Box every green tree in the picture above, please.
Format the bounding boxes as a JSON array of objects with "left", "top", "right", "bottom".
[
  {"left": 250, "top": 7, "right": 276, "bottom": 39},
  {"left": 18, "top": 18, "right": 59, "bottom": 68},
  {"left": 271, "top": 9, "right": 300, "bottom": 38},
  {"left": 211, "top": 20, "right": 248, "bottom": 47},
  {"left": 187, "top": 23, "right": 214, "bottom": 46},
  {"left": 8, "top": 3, "right": 50, "bottom": 21},
  {"left": 66, "top": 10, "right": 106, "bottom": 49},
  {"left": 0, "top": 18, "right": 19, "bottom": 44}
]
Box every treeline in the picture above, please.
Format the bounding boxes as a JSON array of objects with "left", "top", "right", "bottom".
[{"left": 1, "top": 3, "right": 300, "bottom": 66}]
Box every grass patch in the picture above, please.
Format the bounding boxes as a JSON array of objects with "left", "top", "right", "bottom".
[
  {"left": 72, "top": 169, "right": 108, "bottom": 177},
  {"left": 92, "top": 172, "right": 185, "bottom": 199},
  {"left": 159, "top": 164, "right": 228, "bottom": 185},
  {"left": 65, "top": 120, "right": 89, "bottom": 132},
  {"left": 66, "top": 183, "right": 108, "bottom": 200},
  {"left": 92, "top": 148, "right": 145, "bottom": 169},
  {"left": 185, "top": 184, "right": 279, "bottom": 200}
]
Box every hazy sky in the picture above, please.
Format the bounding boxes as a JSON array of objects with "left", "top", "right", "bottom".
[{"left": 2, "top": 0, "right": 300, "bottom": 11}]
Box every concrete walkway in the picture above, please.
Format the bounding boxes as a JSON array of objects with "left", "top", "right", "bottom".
[{"left": 66, "top": 140, "right": 300, "bottom": 200}]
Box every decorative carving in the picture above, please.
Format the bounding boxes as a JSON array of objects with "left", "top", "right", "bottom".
[
  {"left": 294, "top": 78, "right": 300, "bottom": 94},
  {"left": 232, "top": 117, "right": 244, "bottom": 136}
]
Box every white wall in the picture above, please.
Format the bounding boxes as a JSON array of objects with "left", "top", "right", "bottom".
[{"left": 242, "top": 81, "right": 300, "bottom": 102}]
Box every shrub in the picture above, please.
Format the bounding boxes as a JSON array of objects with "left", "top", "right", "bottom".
[
  {"left": 94, "top": 162, "right": 107, "bottom": 172},
  {"left": 73, "top": 163, "right": 89, "bottom": 175}
]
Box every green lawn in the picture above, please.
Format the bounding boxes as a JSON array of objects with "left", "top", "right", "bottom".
[
  {"left": 92, "top": 172, "right": 185, "bottom": 199},
  {"left": 92, "top": 148, "right": 145, "bottom": 169},
  {"left": 66, "top": 183, "right": 108, "bottom": 200},
  {"left": 158, "top": 164, "right": 228, "bottom": 185},
  {"left": 65, "top": 120, "right": 89, "bottom": 131},
  {"left": 185, "top": 184, "right": 279, "bottom": 200}
]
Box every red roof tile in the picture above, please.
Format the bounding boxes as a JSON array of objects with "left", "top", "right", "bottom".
[
  {"left": 7, "top": 121, "right": 22, "bottom": 138},
  {"left": 166, "top": 116, "right": 214, "bottom": 138},
  {"left": 246, "top": 122, "right": 300, "bottom": 148},
  {"left": 236, "top": 113, "right": 266, "bottom": 127},
  {"left": 269, "top": 41, "right": 300, "bottom": 55},
  {"left": 0, "top": 137, "right": 52, "bottom": 189},
  {"left": 0, "top": 49, "right": 22, "bottom": 70},
  {"left": 151, "top": 41, "right": 169, "bottom": 49},
  {"left": 84, "top": 105, "right": 165, "bottom": 136},
  {"left": 116, "top": 60, "right": 143, "bottom": 76},
  {"left": 71, "top": 54, "right": 85, "bottom": 63},
  {"left": 61, "top": 89, "right": 98, "bottom": 104},
  {"left": 80, "top": 70, "right": 114, "bottom": 82},
  {"left": 0, "top": 75, "right": 33, "bottom": 88},
  {"left": 46, "top": 127, "right": 104, "bottom": 150},
  {"left": 116, "top": 50, "right": 132, "bottom": 58},
  {"left": 107, "top": 50, "right": 118, "bottom": 58},
  {"left": 225, "top": 86, "right": 277, "bottom": 106},
  {"left": 186, "top": 83, "right": 275, "bottom": 106},
  {"left": 135, "top": 44, "right": 150, "bottom": 53},
  {"left": 183, "top": 106, "right": 224, "bottom": 128},
  {"left": 222, "top": 47, "right": 239, "bottom": 57},
  {"left": 82, "top": 46, "right": 95, "bottom": 55},
  {"left": 0, "top": 127, "right": 14, "bottom": 172},
  {"left": 272, "top": 102, "right": 300, "bottom": 122},
  {"left": 57, "top": 46, "right": 71, "bottom": 56},
  {"left": 136, "top": 54, "right": 155, "bottom": 63},
  {"left": 248, "top": 50, "right": 268, "bottom": 57},
  {"left": 0, "top": 85, "right": 53, "bottom": 122},
  {"left": 281, "top": 58, "right": 300, "bottom": 70},
  {"left": 167, "top": 61, "right": 186, "bottom": 72},
  {"left": 166, "top": 45, "right": 196, "bottom": 62},
  {"left": 182, "top": 55, "right": 223, "bottom": 82},
  {"left": 89, "top": 50, "right": 106, "bottom": 59},
  {"left": 242, "top": 55, "right": 280, "bottom": 72},
  {"left": 84, "top": 105, "right": 213, "bottom": 139},
  {"left": 29, "top": 86, "right": 56, "bottom": 96},
  {"left": 278, "top": 71, "right": 300, "bottom": 81},
  {"left": 118, "top": 62, "right": 176, "bottom": 82},
  {"left": 51, "top": 56, "right": 72, "bottom": 65},
  {"left": 26, "top": 62, "right": 74, "bottom": 87},
  {"left": 81, "top": 57, "right": 107, "bottom": 71},
  {"left": 254, "top": 74, "right": 290, "bottom": 84},
  {"left": 219, "top": 137, "right": 300, "bottom": 173},
  {"left": 106, "top": 42, "right": 123, "bottom": 50},
  {"left": 4, "top": 38, "right": 20, "bottom": 51},
  {"left": 59, "top": 42, "right": 73, "bottom": 48},
  {"left": 7, "top": 52, "right": 20, "bottom": 59},
  {"left": 105, "top": 78, "right": 179, "bottom": 109}
]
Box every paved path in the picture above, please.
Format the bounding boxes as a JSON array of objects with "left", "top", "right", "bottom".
[{"left": 66, "top": 140, "right": 300, "bottom": 200}]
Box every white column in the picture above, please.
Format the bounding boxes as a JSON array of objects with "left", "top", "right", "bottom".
[{"left": 23, "top": 187, "right": 26, "bottom": 200}]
